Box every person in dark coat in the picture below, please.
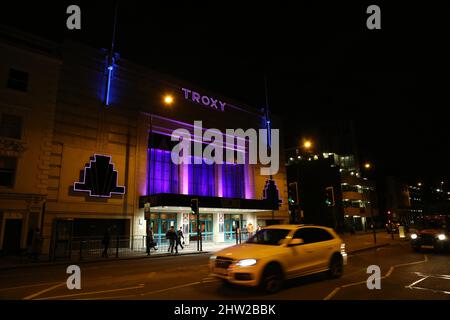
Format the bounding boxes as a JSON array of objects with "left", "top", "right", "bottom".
[
  {"left": 166, "top": 226, "right": 178, "bottom": 254},
  {"left": 176, "top": 227, "right": 184, "bottom": 250},
  {"left": 146, "top": 228, "right": 158, "bottom": 255},
  {"left": 102, "top": 228, "right": 111, "bottom": 258}
]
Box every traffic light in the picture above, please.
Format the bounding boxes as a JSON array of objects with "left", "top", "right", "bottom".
[
  {"left": 288, "top": 182, "right": 299, "bottom": 205},
  {"left": 190, "top": 198, "right": 199, "bottom": 215},
  {"left": 325, "top": 187, "right": 334, "bottom": 206}
]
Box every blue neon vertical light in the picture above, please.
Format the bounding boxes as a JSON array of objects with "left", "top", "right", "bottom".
[{"left": 105, "top": 64, "right": 113, "bottom": 106}]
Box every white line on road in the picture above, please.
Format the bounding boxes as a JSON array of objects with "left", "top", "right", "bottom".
[
  {"left": 36, "top": 284, "right": 145, "bottom": 300},
  {"left": 406, "top": 277, "right": 429, "bottom": 288},
  {"left": 323, "top": 287, "right": 341, "bottom": 300},
  {"left": 139, "top": 281, "right": 202, "bottom": 296},
  {"left": 406, "top": 285, "right": 450, "bottom": 295},
  {"left": 23, "top": 282, "right": 66, "bottom": 300},
  {"left": 94, "top": 281, "right": 203, "bottom": 300},
  {"left": 0, "top": 281, "right": 62, "bottom": 292},
  {"left": 323, "top": 254, "right": 428, "bottom": 300},
  {"left": 413, "top": 272, "right": 450, "bottom": 280}
]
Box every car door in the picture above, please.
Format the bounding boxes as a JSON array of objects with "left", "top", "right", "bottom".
[
  {"left": 287, "top": 228, "right": 322, "bottom": 276},
  {"left": 309, "top": 228, "right": 337, "bottom": 270},
  {"left": 281, "top": 229, "right": 306, "bottom": 277},
  {"left": 291, "top": 227, "right": 338, "bottom": 275}
]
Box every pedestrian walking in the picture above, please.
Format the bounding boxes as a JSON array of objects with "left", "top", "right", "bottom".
[
  {"left": 247, "top": 223, "right": 254, "bottom": 238},
  {"left": 102, "top": 228, "right": 111, "bottom": 258},
  {"left": 166, "top": 226, "right": 178, "bottom": 254},
  {"left": 146, "top": 228, "right": 158, "bottom": 255},
  {"left": 176, "top": 227, "right": 185, "bottom": 250}
]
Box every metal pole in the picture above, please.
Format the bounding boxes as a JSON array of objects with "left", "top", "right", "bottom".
[
  {"left": 371, "top": 207, "right": 377, "bottom": 244},
  {"left": 197, "top": 212, "right": 200, "bottom": 251}
]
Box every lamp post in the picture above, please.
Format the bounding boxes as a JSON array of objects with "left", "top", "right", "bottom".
[
  {"left": 363, "top": 162, "right": 376, "bottom": 244},
  {"left": 145, "top": 95, "right": 174, "bottom": 253}
]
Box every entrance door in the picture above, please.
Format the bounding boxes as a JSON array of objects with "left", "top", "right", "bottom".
[
  {"left": 149, "top": 213, "right": 177, "bottom": 245},
  {"left": 3, "top": 219, "right": 23, "bottom": 255},
  {"left": 224, "top": 214, "right": 244, "bottom": 241}
]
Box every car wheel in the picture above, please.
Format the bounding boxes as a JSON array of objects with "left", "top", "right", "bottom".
[
  {"left": 260, "top": 264, "right": 284, "bottom": 294},
  {"left": 329, "top": 255, "right": 344, "bottom": 278}
]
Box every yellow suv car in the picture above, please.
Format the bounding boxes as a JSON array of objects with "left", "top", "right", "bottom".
[{"left": 210, "top": 224, "right": 347, "bottom": 293}]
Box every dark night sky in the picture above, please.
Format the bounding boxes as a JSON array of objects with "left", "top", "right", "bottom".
[{"left": 1, "top": 1, "right": 449, "bottom": 182}]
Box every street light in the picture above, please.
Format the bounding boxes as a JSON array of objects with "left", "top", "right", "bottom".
[
  {"left": 163, "top": 94, "right": 174, "bottom": 106},
  {"left": 303, "top": 140, "right": 312, "bottom": 149},
  {"left": 364, "top": 162, "right": 371, "bottom": 169}
]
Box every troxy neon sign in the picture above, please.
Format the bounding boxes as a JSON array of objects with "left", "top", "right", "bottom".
[{"left": 182, "top": 88, "right": 226, "bottom": 112}]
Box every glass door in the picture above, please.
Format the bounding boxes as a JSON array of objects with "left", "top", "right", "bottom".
[
  {"left": 149, "top": 213, "right": 177, "bottom": 245},
  {"left": 224, "top": 214, "right": 244, "bottom": 242},
  {"left": 189, "top": 214, "right": 213, "bottom": 242}
]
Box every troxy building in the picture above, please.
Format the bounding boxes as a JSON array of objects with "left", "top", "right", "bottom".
[{"left": 0, "top": 27, "right": 289, "bottom": 257}]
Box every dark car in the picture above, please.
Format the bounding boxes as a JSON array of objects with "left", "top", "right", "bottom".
[{"left": 410, "top": 216, "right": 450, "bottom": 253}]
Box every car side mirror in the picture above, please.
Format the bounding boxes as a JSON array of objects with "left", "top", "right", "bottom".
[{"left": 288, "top": 238, "right": 304, "bottom": 247}]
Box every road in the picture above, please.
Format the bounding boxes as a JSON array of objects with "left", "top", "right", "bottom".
[{"left": 0, "top": 241, "right": 449, "bottom": 300}]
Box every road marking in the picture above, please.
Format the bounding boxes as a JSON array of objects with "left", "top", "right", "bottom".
[
  {"left": 413, "top": 272, "right": 450, "bottom": 280},
  {"left": 323, "top": 254, "right": 428, "bottom": 300},
  {"left": 23, "top": 282, "right": 66, "bottom": 300},
  {"left": 323, "top": 287, "right": 341, "bottom": 300},
  {"left": 0, "top": 281, "right": 62, "bottom": 292},
  {"left": 406, "top": 286, "right": 450, "bottom": 295},
  {"left": 406, "top": 276, "right": 428, "bottom": 288},
  {"left": 36, "top": 284, "right": 145, "bottom": 300},
  {"left": 95, "top": 281, "right": 203, "bottom": 300},
  {"left": 139, "top": 281, "right": 202, "bottom": 296}
]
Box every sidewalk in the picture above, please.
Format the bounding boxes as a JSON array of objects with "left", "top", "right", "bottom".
[
  {"left": 341, "top": 230, "right": 407, "bottom": 254},
  {"left": 0, "top": 241, "right": 234, "bottom": 271},
  {"left": 0, "top": 232, "right": 405, "bottom": 271}
]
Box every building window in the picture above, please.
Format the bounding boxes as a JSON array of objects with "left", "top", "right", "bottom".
[
  {"left": 7, "top": 69, "right": 29, "bottom": 92},
  {"left": 222, "top": 163, "right": 245, "bottom": 198},
  {"left": 148, "top": 149, "right": 179, "bottom": 194},
  {"left": 0, "top": 157, "right": 17, "bottom": 187},
  {"left": 188, "top": 157, "right": 215, "bottom": 196},
  {"left": 0, "top": 114, "right": 22, "bottom": 139}
]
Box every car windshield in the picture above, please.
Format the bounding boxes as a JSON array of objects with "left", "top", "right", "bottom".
[
  {"left": 417, "top": 218, "right": 449, "bottom": 230},
  {"left": 246, "top": 229, "right": 290, "bottom": 246}
]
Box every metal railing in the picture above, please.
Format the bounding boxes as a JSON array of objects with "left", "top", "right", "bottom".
[{"left": 50, "top": 231, "right": 245, "bottom": 261}]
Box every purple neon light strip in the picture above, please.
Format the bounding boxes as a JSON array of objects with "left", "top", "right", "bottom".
[
  {"left": 146, "top": 113, "right": 251, "bottom": 143},
  {"left": 151, "top": 127, "right": 246, "bottom": 154}
]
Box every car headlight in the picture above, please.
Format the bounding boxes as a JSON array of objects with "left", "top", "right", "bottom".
[
  {"left": 235, "top": 259, "right": 257, "bottom": 267},
  {"left": 210, "top": 255, "right": 217, "bottom": 260},
  {"left": 438, "top": 234, "right": 446, "bottom": 241},
  {"left": 410, "top": 233, "right": 418, "bottom": 240}
]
